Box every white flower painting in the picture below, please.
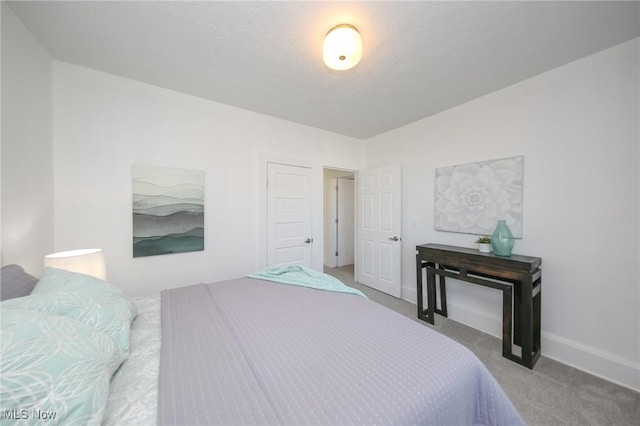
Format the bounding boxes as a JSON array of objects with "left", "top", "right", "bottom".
[{"left": 435, "top": 156, "right": 523, "bottom": 237}]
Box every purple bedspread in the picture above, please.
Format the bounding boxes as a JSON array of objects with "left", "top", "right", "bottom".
[{"left": 158, "top": 277, "right": 524, "bottom": 425}]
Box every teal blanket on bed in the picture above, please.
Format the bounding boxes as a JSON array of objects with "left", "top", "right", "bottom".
[{"left": 247, "top": 265, "right": 367, "bottom": 298}]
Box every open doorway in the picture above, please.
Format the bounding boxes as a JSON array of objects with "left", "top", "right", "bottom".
[{"left": 323, "top": 168, "right": 356, "bottom": 283}]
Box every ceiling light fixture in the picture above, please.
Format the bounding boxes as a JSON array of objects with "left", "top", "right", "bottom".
[{"left": 323, "top": 24, "right": 362, "bottom": 71}]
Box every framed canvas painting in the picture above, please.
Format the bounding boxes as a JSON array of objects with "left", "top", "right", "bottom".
[
  {"left": 132, "top": 165, "right": 204, "bottom": 257},
  {"left": 435, "top": 156, "right": 523, "bottom": 238}
]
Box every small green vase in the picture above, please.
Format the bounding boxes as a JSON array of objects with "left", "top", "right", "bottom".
[{"left": 490, "top": 220, "right": 515, "bottom": 257}]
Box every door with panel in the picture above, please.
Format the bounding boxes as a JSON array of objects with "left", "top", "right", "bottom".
[
  {"left": 337, "top": 177, "right": 355, "bottom": 267},
  {"left": 357, "top": 165, "right": 402, "bottom": 297},
  {"left": 267, "top": 163, "right": 313, "bottom": 268}
]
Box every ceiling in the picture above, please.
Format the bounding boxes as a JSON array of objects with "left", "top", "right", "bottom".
[{"left": 7, "top": 1, "right": 640, "bottom": 140}]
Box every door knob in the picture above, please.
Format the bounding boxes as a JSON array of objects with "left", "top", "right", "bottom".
[
  {"left": 305, "top": 238, "right": 313, "bottom": 244},
  {"left": 388, "top": 236, "right": 400, "bottom": 241}
]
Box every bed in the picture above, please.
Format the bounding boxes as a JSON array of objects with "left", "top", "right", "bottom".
[{"left": 1, "top": 265, "right": 524, "bottom": 425}]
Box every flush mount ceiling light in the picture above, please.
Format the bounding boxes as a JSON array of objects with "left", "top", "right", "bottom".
[{"left": 323, "top": 24, "right": 362, "bottom": 71}]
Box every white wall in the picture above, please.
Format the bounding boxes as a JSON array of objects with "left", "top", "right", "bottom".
[
  {"left": 1, "top": 4, "right": 54, "bottom": 275},
  {"left": 52, "top": 61, "right": 363, "bottom": 297},
  {"left": 365, "top": 39, "right": 640, "bottom": 391}
]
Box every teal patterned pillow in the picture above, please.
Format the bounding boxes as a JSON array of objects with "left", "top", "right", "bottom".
[
  {"left": 2, "top": 268, "right": 137, "bottom": 355},
  {"left": 0, "top": 309, "right": 126, "bottom": 425}
]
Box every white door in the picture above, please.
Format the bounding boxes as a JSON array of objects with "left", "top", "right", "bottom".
[
  {"left": 357, "top": 165, "right": 402, "bottom": 297},
  {"left": 337, "top": 178, "right": 355, "bottom": 266},
  {"left": 267, "top": 163, "right": 313, "bottom": 267}
]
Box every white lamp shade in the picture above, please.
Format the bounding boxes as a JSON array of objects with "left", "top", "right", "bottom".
[
  {"left": 323, "top": 24, "right": 362, "bottom": 71},
  {"left": 44, "top": 248, "right": 107, "bottom": 280}
]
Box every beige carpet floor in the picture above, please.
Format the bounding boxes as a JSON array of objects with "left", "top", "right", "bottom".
[{"left": 325, "top": 265, "right": 639, "bottom": 426}]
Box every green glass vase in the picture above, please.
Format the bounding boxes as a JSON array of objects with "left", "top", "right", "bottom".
[{"left": 490, "top": 220, "right": 515, "bottom": 257}]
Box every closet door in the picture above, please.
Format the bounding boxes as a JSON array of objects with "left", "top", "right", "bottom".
[
  {"left": 267, "top": 163, "right": 313, "bottom": 267},
  {"left": 337, "top": 178, "right": 355, "bottom": 267}
]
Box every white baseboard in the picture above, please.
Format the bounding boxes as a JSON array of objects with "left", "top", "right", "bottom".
[
  {"left": 401, "top": 285, "right": 640, "bottom": 392},
  {"left": 402, "top": 285, "right": 417, "bottom": 305},
  {"left": 542, "top": 332, "right": 640, "bottom": 392}
]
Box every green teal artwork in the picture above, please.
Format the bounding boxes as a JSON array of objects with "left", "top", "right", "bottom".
[{"left": 132, "top": 165, "right": 204, "bottom": 258}]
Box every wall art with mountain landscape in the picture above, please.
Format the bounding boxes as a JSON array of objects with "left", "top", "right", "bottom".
[{"left": 132, "top": 165, "right": 204, "bottom": 258}]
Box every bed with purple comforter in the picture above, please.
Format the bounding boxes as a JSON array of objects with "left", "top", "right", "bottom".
[{"left": 154, "top": 276, "right": 524, "bottom": 426}]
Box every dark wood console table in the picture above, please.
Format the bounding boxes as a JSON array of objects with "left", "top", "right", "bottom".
[{"left": 416, "top": 243, "right": 541, "bottom": 368}]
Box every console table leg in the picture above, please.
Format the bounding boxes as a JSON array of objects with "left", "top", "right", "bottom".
[
  {"left": 502, "top": 285, "right": 513, "bottom": 359},
  {"left": 521, "top": 277, "right": 534, "bottom": 368},
  {"left": 533, "top": 278, "right": 542, "bottom": 357},
  {"left": 416, "top": 254, "right": 425, "bottom": 321},
  {"left": 438, "top": 265, "right": 448, "bottom": 317},
  {"left": 513, "top": 281, "right": 522, "bottom": 346},
  {"left": 426, "top": 266, "right": 436, "bottom": 325}
]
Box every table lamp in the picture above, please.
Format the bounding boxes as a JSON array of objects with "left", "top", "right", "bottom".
[{"left": 44, "top": 248, "right": 107, "bottom": 280}]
